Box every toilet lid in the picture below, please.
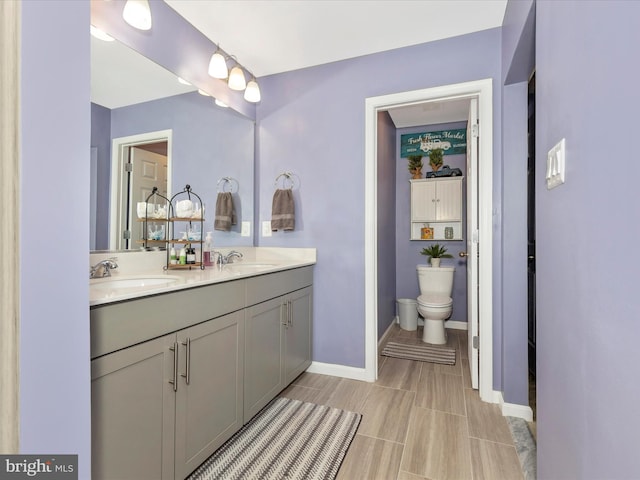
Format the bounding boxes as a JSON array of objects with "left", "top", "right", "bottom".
[{"left": 417, "top": 293, "right": 452, "bottom": 307}]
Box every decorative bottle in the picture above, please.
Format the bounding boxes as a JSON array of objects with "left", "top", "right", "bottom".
[{"left": 203, "top": 232, "right": 213, "bottom": 266}]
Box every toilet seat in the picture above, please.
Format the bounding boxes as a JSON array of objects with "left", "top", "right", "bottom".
[{"left": 417, "top": 293, "right": 452, "bottom": 308}]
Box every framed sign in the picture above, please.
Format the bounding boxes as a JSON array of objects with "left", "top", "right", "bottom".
[{"left": 401, "top": 129, "right": 467, "bottom": 157}]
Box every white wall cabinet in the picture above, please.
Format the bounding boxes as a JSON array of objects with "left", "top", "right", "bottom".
[{"left": 410, "top": 177, "right": 463, "bottom": 240}]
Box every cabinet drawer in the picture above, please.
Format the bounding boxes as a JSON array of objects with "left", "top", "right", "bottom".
[
  {"left": 245, "top": 266, "right": 313, "bottom": 306},
  {"left": 91, "top": 279, "right": 246, "bottom": 359}
]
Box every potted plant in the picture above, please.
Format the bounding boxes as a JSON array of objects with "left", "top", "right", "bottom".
[
  {"left": 407, "top": 155, "right": 423, "bottom": 179},
  {"left": 420, "top": 243, "right": 453, "bottom": 267},
  {"left": 428, "top": 148, "right": 444, "bottom": 172}
]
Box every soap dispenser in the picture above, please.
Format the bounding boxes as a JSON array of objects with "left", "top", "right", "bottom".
[{"left": 203, "top": 232, "right": 214, "bottom": 267}]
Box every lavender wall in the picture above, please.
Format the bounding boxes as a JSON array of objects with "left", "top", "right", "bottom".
[
  {"left": 376, "top": 112, "right": 397, "bottom": 338},
  {"left": 395, "top": 123, "right": 468, "bottom": 323},
  {"left": 20, "top": 1, "right": 91, "bottom": 477},
  {"left": 536, "top": 1, "right": 640, "bottom": 477},
  {"left": 256, "top": 29, "right": 502, "bottom": 368},
  {"left": 106, "top": 91, "right": 255, "bottom": 247},
  {"left": 91, "top": 103, "right": 111, "bottom": 250}
]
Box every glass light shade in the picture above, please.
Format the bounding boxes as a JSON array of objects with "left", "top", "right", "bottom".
[
  {"left": 228, "top": 66, "right": 246, "bottom": 91},
  {"left": 197, "top": 89, "right": 210, "bottom": 96},
  {"left": 214, "top": 99, "right": 229, "bottom": 108},
  {"left": 90, "top": 26, "right": 114, "bottom": 42},
  {"left": 244, "top": 79, "right": 261, "bottom": 103},
  {"left": 208, "top": 52, "right": 228, "bottom": 79},
  {"left": 177, "top": 77, "right": 191, "bottom": 86},
  {"left": 123, "top": 0, "right": 152, "bottom": 31}
]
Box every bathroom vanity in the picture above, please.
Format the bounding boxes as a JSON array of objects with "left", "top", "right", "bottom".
[{"left": 89, "top": 250, "right": 314, "bottom": 480}]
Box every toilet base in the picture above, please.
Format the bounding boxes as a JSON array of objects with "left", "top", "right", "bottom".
[{"left": 422, "top": 318, "right": 447, "bottom": 345}]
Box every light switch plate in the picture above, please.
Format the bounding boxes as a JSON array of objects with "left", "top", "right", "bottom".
[
  {"left": 546, "top": 138, "right": 566, "bottom": 189},
  {"left": 241, "top": 221, "right": 250, "bottom": 237},
  {"left": 262, "top": 221, "right": 272, "bottom": 237}
]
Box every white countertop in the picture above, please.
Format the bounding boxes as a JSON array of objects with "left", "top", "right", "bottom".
[{"left": 89, "top": 247, "right": 316, "bottom": 306}]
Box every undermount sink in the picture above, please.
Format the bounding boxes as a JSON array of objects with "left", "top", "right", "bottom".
[{"left": 91, "top": 275, "right": 183, "bottom": 291}]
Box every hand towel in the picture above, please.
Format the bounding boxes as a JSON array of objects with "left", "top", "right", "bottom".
[
  {"left": 214, "top": 192, "right": 237, "bottom": 231},
  {"left": 271, "top": 189, "right": 295, "bottom": 231}
]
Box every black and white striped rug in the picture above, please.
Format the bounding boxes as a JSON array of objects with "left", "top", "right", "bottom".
[
  {"left": 188, "top": 398, "right": 361, "bottom": 480},
  {"left": 382, "top": 341, "right": 456, "bottom": 365}
]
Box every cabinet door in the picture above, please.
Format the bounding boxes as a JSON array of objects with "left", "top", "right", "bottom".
[
  {"left": 411, "top": 181, "right": 437, "bottom": 221},
  {"left": 91, "top": 334, "right": 176, "bottom": 480},
  {"left": 285, "top": 287, "right": 313, "bottom": 384},
  {"left": 435, "top": 179, "right": 462, "bottom": 221},
  {"left": 244, "top": 296, "right": 285, "bottom": 421},
  {"left": 175, "top": 311, "right": 244, "bottom": 479}
]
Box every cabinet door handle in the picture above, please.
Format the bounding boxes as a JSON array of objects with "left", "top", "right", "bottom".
[
  {"left": 282, "top": 301, "right": 289, "bottom": 327},
  {"left": 169, "top": 342, "right": 178, "bottom": 392},
  {"left": 288, "top": 300, "right": 293, "bottom": 326},
  {"left": 181, "top": 338, "right": 191, "bottom": 385}
]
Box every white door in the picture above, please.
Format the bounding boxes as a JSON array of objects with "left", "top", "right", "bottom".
[
  {"left": 467, "top": 98, "right": 480, "bottom": 389},
  {"left": 127, "top": 146, "right": 168, "bottom": 248}
]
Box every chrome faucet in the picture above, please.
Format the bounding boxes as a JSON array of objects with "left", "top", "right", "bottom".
[
  {"left": 215, "top": 250, "right": 244, "bottom": 266},
  {"left": 90, "top": 258, "right": 118, "bottom": 278}
]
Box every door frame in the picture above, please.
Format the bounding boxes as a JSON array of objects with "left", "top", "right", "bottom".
[
  {"left": 109, "top": 129, "right": 172, "bottom": 250},
  {"left": 364, "top": 79, "right": 495, "bottom": 402}
]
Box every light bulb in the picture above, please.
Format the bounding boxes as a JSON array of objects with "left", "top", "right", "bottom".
[
  {"left": 123, "top": 0, "right": 152, "bottom": 31},
  {"left": 244, "top": 79, "right": 261, "bottom": 103},
  {"left": 208, "top": 52, "right": 228, "bottom": 79},
  {"left": 90, "top": 25, "right": 114, "bottom": 42},
  {"left": 228, "top": 66, "right": 246, "bottom": 91}
]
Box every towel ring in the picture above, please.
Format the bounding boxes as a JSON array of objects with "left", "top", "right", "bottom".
[
  {"left": 216, "top": 177, "right": 238, "bottom": 193},
  {"left": 274, "top": 171, "right": 299, "bottom": 190}
]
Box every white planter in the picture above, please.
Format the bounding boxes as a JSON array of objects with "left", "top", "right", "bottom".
[{"left": 430, "top": 258, "right": 441, "bottom": 268}]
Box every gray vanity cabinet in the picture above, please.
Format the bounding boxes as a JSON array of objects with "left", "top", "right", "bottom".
[
  {"left": 174, "top": 311, "right": 244, "bottom": 479},
  {"left": 244, "top": 267, "right": 313, "bottom": 422},
  {"left": 91, "top": 333, "right": 177, "bottom": 480}
]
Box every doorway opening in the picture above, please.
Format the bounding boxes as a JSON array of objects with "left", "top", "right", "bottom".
[
  {"left": 527, "top": 72, "right": 537, "bottom": 427},
  {"left": 365, "top": 79, "right": 495, "bottom": 402},
  {"left": 109, "top": 130, "right": 172, "bottom": 250}
]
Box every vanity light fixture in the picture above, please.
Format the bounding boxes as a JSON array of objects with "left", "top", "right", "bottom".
[
  {"left": 90, "top": 25, "right": 115, "bottom": 42},
  {"left": 197, "top": 89, "right": 210, "bottom": 96},
  {"left": 177, "top": 77, "right": 192, "bottom": 86},
  {"left": 214, "top": 99, "right": 229, "bottom": 108},
  {"left": 244, "top": 77, "right": 261, "bottom": 103},
  {"left": 208, "top": 49, "right": 229, "bottom": 79},
  {"left": 228, "top": 65, "right": 246, "bottom": 91},
  {"left": 123, "top": 0, "right": 152, "bottom": 31}
]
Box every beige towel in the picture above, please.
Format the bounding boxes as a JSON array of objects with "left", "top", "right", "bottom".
[
  {"left": 214, "top": 192, "right": 236, "bottom": 231},
  {"left": 271, "top": 189, "right": 295, "bottom": 231}
]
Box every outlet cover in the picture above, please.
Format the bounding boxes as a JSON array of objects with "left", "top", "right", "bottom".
[
  {"left": 546, "top": 138, "right": 566, "bottom": 189},
  {"left": 262, "top": 221, "right": 272, "bottom": 237},
  {"left": 241, "top": 221, "right": 250, "bottom": 237}
]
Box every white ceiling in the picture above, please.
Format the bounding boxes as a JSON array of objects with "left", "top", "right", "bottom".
[
  {"left": 165, "top": 0, "right": 508, "bottom": 78},
  {"left": 92, "top": 1, "right": 507, "bottom": 124}
]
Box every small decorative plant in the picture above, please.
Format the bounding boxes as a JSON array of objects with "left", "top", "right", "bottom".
[
  {"left": 407, "top": 155, "right": 423, "bottom": 179},
  {"left": 420, "top": 243, "right": 453, "bottom": 267},
  {"left": 429, "top": 148, "right": 444, "bottom": 172}
]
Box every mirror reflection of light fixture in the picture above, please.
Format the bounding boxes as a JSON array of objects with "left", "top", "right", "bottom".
[
  {"left": 214, "top": 99, "right": 229, "bottom": 108},
  {"left": 244, "top": 78, "right": 261, "bottom": 103},
  {"left": 123, "top": 0, "right": 152, "bottom": 31},
  {"left": 228, "top": 65, "right": 246, "bottom": 91},
  {"left": 208, "top": 49, "right": 228, "bottom": 79},
  {"left": 90, "top": 25, "right": 115, "bottom": 42}
]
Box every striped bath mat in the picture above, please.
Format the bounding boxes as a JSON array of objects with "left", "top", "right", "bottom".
[
  {"left": 382, "top": 341, "right": 456, "bottom": 365},
  {"left": 188, "top": 398, "right": 361, "bottom": 480}
]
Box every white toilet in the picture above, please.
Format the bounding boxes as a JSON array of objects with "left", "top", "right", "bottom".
[{"left": 416, "top": 265, "right": 455, "bottom": 344}]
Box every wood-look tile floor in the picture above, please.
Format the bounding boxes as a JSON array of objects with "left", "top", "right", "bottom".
[{"left": 280, "top": 325, "right": 525, "bottom": 480}]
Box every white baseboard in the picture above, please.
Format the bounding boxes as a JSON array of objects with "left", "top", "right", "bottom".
[
  {"left": 495, "top": 391, "right": 534, "bottom": 421},
  {"left": 306, "top": 361, "right": 372, "bottom": 382},
  {"left": 445, "top": 320, "right": 468, "bottom": 330},
  {"left": 378, "top": 318, "right": 397, "bottom": 352}
]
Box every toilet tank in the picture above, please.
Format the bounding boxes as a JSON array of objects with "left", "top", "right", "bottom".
[{"left": 416, "top": 265, "right": 455, "bottom": 296}]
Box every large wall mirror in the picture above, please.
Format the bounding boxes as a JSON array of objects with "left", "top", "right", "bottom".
[{"left": 90, "top": 30, "right": 255, "bottom": 252}]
